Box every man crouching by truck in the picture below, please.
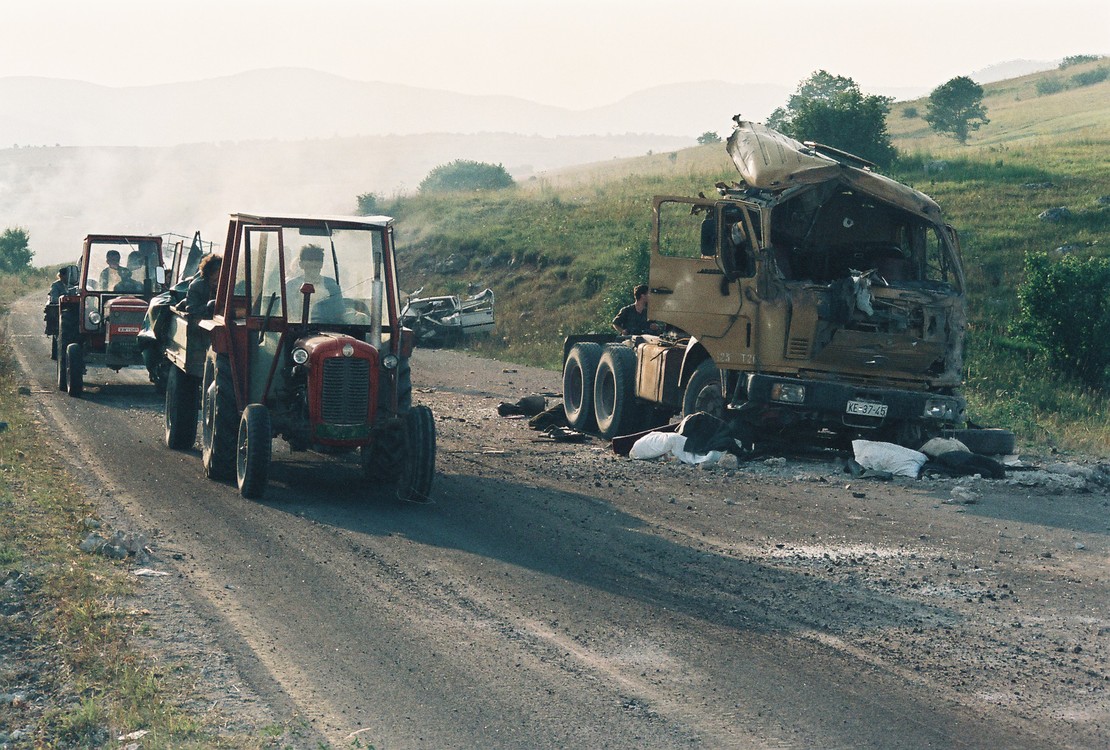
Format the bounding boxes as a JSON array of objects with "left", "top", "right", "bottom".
[{"left": 611, "top": 284, "right": 660, "bottom": 336}]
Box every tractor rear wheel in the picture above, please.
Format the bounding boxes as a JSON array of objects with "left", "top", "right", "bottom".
[
  {"left": 201, "top": 349, "right": 237, "bottom": 480},
  {"left": 236, "top": 404, "right": 272, "bottom": 499},
  {"left": 164, "top": 365, "right": 199, "bottom": 449}
]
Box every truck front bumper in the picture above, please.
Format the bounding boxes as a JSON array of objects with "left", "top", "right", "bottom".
[{"left": 741, "top": 374, "right": 965, "bottom": 429}]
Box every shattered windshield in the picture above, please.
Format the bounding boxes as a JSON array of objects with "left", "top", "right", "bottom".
[{"left": 770, "top": 187, "right": 962, "bottom": 291}]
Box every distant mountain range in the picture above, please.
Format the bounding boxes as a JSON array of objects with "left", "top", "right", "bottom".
[{"left": 0, "top": 68, "right": 794, "bottom": 147}]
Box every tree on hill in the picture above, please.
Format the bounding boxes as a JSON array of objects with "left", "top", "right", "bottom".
[
  {"left": 696, "top": 131, "right": 721, "bottom": 145},
  {"left": 925, "top": 77, "right": 989, "bottom": 144},
  {"left": 356, "top": 192, "right": 381, "bottom": 215},
  {"left": 418, "top": 160, "right": 514, "bottom": 194},
  {"left": 0, "top": 227, "right": 33, "bottom": 273},
  {"left": 765, "top": 70, "right": 897, "bottom": 167}
]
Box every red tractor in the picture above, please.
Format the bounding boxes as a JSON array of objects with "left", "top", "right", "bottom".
[
  {"left": 160, "top": 213, "right": 435, "bottom": 501},
  {"left": 48, "top": 234, "right": 166, "bottom": 396}
]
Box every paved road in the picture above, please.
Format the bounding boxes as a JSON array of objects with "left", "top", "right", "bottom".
[{"left": 10, "top": 295, "right": 1104, "bottom": 749}]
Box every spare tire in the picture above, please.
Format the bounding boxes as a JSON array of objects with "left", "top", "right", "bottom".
[{"left": 944, "top": 428, "right": 1016, "bottom": 456}]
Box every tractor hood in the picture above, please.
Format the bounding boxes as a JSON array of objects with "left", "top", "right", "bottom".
[{"left": 726, "top": 121, "right": 942, "bottom": 222}]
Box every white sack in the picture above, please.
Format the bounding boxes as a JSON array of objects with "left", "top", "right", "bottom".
[
  {"left": 852, "top": 439, "right": 927, "bottom": 478},
  {"left": 629, "top": 432, "right": 687, "bottom": 460}
]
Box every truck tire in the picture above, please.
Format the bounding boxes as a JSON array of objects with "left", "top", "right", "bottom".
[
  {"left": 398, "top": 405, "right": 436, "bottom": 502},
  {"left": 563, "top": 342, "right": 602, "bottom": 431},
  {"left": 164, "top": 365, "right": 199, "bottom": 450},
  {"left": 236, "top": 404, "right": 272, "bottom": 499},
  {"left": 945, "top": 428, "right": 1016, "bottom": 456},
  {"left": 682, "top": 359, "right": 724, "bottom": 419},
  {"left": 65, "top": 343, "right": 84, "bottom": 398},
  {"left": 593, "top": 345, "right": 638, "bottom": 439},
  {"left": 201, "top": 349, "right": 237, "bottom": 480}
]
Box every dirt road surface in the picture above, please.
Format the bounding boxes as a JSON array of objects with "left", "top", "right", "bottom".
[{"left": 8, "top": 296, "right": 1109, "bottom": 749}]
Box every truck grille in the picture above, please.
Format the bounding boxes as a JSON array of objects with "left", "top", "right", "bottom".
[
  {"left": 321, "top": 357, "right": 370, "bottom": 425},
  {"left": 786, "top": 337, "right": 811, "bottom": 359}
]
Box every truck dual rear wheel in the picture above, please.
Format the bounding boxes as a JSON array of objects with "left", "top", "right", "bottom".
[
  {"left": 164, "top": 365, "right": 199, "bottom": 450},
  {"left": 682, "top": 360, "right": 724, "bottom": 419},
  {"left": 201, "top": 350, "right": 237, "bottom": 480},
  {"left": 65, "top": 343, "right": 84, "bottom": 398},
  {"left": 237, "top": 404, "right": 272, "bottom": 499},
  {"left": 563, "top": 342, "right": 602, "bottom": 431},
  {"left": 593, "top": 345, "right": 639, "bottom": 439},
  {"left": 398, "top": 405, "right": 436, "bottom": 502}
]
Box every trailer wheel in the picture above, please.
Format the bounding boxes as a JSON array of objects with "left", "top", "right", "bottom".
[
  {"left": 236, "top": 404, "right": 272, "bottom": 499},
  {"left": 682, "top": 360, "right": 724, "bottom": 419},
  {"left": 398, "top": 405, "right": 436, "bottom": 502},
  {"left": 65, "top": 343, "right": 84, "bottom": 398},
  {"left": 51, "top": 335, "right": 58, "bottom": 361},
  {"left": 201, "top": 349, "right": 237, "bottom": 480},
  {"left": 164, "top": 365, "right": 199, "bottom": 450},
  {"left": 563, "top": 342, "right": 602, "bottom": 431},
  {"left": 57, "top": 343, "right": 67, "bottom": 391},
  {"left": 593, "top": 346, "right": 638, "bottom": 439}
]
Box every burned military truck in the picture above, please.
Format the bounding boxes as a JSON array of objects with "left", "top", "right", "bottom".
[{"left": 563, "top": 120, "right": 967, "bottom": 447}]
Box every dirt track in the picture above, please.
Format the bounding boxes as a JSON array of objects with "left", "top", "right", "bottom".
[{"left": 8, "top": 295, "right": 1110, "bottom": 749}]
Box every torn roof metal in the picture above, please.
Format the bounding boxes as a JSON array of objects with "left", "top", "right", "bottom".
[{"left": 726, "top": 121, "right": 943, "bottom": 222}]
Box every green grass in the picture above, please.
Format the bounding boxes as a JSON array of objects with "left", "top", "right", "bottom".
[{"left": 384, "top": 65, "right": 1110, "bottom": 454}]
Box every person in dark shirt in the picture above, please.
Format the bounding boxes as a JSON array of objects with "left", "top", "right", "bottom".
[
  {"left": 185, "top": 254, "right": 222, "bottom": 318},
  {"left": 612, "top": 283, "right": 658, "bottom": 335},
  {"left": 48, "top": 268, "right": 69, "bottom": 303}
]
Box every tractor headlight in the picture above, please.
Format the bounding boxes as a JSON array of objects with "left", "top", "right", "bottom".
[
  {"left": 87, "top": 309, "right": 102, "bottom": 327},
  {"left": 382, "top": 354, "right": 399, "bottom": 370},
  {"left": 291, "top": 347, "right": 309, "bottom": 365}
]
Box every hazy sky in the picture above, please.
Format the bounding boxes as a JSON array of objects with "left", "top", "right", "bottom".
[{"left": 3, "top": 0, "right": 1107, "bottom": 108}]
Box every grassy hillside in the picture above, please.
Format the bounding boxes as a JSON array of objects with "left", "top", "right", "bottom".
[{"left": 386, "top": 62, "right": 1109, "bottom": 454}]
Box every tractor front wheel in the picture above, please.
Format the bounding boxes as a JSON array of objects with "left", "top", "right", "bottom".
[
  {"left": 65, "top": 343, "right": 84, "bottom": 398},
  {"left": 397, "top": 405, "right": 436, "bottom": 502}
]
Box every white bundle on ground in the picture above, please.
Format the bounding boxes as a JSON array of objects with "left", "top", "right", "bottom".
[
  {"left": 852, "top": 439, "right": 928, "bottom": 478},
  {"left": 629, "top": 432, "right": 724, "bottom": 465}
]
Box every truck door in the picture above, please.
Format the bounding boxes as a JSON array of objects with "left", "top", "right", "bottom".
[{"left": 648, "top": 198, "right": 749, "bottom": 344}]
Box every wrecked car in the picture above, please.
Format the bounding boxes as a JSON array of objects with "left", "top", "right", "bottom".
[
  {"left": 401, "top": 287, "right": 495, "bottom": 346},
  {"left": 562, "top": 119, "right": 967, "bottom": 449}
]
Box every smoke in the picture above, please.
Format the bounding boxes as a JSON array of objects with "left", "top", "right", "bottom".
[{"left": 1, "top": 132, "right": 690, "bottom": 267}]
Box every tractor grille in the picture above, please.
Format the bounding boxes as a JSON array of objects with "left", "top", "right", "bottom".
[{"left": 321, "top": 357, "right": 370, "bottom": 425}]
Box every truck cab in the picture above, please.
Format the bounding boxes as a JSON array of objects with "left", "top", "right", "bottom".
[{"left": 564, "top": 121, "right": 967, "bottom": 449}]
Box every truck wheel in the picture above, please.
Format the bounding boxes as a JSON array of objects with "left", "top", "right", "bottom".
[
  {"left": 236, "top": 404, "right": 272, "bottom": 499},
  {"left": 201, "top": 350, "right": 237, "bottom": 480},
  {"left": 65, "top": 343, "right": 84, "bottom": 398},
  {"left": 164, "top": 366, "right": 199, "bottom": 450},
  {"left": 593, "top": 346, "right": 638, "bottom": 439},
  {"left": 945, "top": 428, "right": 1016, "bottom": 456},
  {"left": 398, "top": 405, "right": 436, "bottom": 502},
  {"left": 563, "top": 342, "right": 602, "bottom": 431},
  {"left": 682, "top": 360, "right": 723, "bottom": 419}
]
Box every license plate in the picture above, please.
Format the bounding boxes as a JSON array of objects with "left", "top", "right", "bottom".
[{"left": 846, "top": 400, "right": 888, "bottom": 418}]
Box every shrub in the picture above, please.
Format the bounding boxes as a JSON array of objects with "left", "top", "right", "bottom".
[
  {"left": 1060, "top": 54, "right": 1101, "bottom": 68},
  {"left": 1035, "top": 78, "right": 1067, "bottom": 96},
  {"left": 902, "top": 106, "right": 919, "bottom": 119},
  {"left": 418, "top": 160, "right": 514, "bottom": 194},
  {"left": 1016, "top": 252, "right": 1110, "bottom": 389},
  {"left": 1070, "top": 67, "right": 1109, "bottom": 87}
]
